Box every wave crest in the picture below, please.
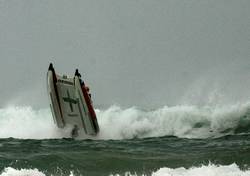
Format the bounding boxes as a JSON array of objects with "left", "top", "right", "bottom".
[
  {"left": 0, "top": 102, "right": 250, "bottom": 139},
  {"left": 97, "top": 103, "right": 250, "bottom": 139}
]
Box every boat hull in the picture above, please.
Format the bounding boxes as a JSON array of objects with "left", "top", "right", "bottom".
[{"left": 47, "top": 64, "right": 99, "bottom": 136}]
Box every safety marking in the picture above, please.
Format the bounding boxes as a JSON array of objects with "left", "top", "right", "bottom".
[{"left": 63, "top": 90, "right": 77, "bottom": 112}]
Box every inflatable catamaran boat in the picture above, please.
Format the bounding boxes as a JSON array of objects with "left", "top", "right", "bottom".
[{"left": 47, "top": 63, "right": 99, "bottom": 137}]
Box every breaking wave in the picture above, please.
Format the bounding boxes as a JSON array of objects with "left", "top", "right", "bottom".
[
  {"left": 0, "top": 102, "right": 250, "bottom": 139},
  {"left": 97, "top": 102, "right": 250, "bottom": 139},
  {"left": 1, "top": 164, "right": 250, "bottom": 176}
]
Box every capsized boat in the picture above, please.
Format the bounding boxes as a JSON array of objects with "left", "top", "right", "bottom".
[{"left": 47, "top": 63, "right": 99, "bottom": 137}]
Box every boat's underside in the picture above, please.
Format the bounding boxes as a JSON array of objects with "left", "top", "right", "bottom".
[{"left": 47, "top": 63, "right": 99, "bottom": 137}]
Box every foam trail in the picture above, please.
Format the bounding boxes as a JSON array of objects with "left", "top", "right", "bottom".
[
  {"left": 110, "top": 163, "right": 250, "bottom": 176},
  {"left": 0, "top": 102, "right": 250, "bottom": 139}
]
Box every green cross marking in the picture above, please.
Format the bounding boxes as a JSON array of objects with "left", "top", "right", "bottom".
[{"left": 63, "top": 90, "right": 78, "bottom": 112}]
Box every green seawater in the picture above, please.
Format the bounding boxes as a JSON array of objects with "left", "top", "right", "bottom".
[{"left": 0, "top": 134, "right": 250, "bottom": 176}]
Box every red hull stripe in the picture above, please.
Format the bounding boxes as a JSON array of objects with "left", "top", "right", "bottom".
[{"left": 81, "top": 86, "right": 97, "bottom": 121}]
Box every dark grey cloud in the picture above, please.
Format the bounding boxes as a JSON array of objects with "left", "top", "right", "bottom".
[{"left": 0, "top": 0, "right": 249, "bottom": 108}]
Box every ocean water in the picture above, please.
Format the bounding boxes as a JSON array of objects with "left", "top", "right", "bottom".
[{"left": 0, "top": 103, "right": 250, "bottom": 175}]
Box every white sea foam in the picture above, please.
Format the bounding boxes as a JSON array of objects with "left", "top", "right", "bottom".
[
  {"left": 0, "top": 167, "right": 45, "bottom": 176},
  {"left": 111, "top": 163, "right": 250, "bottom": 176},
  {"left": 0, "top": 106, "right": 71, "bottom": 139},
  {"left": 0, "top": 167, "right": 76, "bottom": 176},
  {"left": 0, "top": 102, "right": 250, "bottom": 139},
  {"left": 96, "top": 102, "right": 250, "bottom": 139},
  {"left": 152, "top": 163, "right": 250, "bottom": 176},
  {"left": 2, "top": 164, "right": 250, "bottom": 176}
]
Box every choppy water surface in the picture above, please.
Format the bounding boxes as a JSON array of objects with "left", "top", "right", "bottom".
[{"left": 0, "top": 103, "right": 250, "bottom": 175}]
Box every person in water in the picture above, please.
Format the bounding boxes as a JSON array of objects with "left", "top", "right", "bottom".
[{"left": 71, "top": 125, "right": 79, "bottom": 138}]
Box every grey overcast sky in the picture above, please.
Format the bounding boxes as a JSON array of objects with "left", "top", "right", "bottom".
[{"left": 0, "top": 0, "right": 249, "bottom": 108}]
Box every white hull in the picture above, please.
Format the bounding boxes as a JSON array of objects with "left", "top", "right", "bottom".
[{"left": 47, "top": 64, "right": 99, "bottom": 136}]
